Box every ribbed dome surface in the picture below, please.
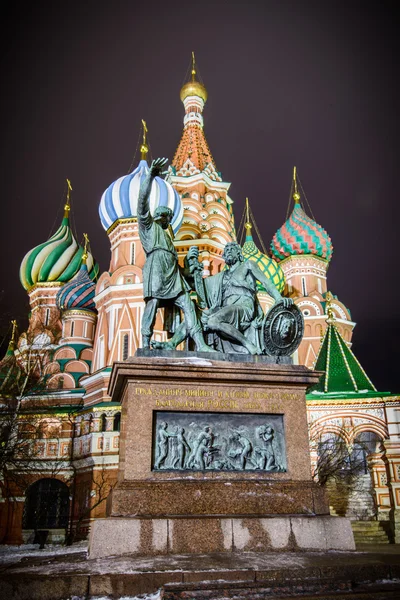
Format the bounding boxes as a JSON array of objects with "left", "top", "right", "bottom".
[
  {"left": 20, "top": 216, "right": 99, "bottom": 291},
  {"left": 56, "top": 263, "right": 96, "bottom": 312},
  {"left": 242, "top": 230, "right": 285, "bottom": 293},
  {"left": 270, "top": 203, "right": 333, "bottom": 262},
  {"left": 99, "top": 160, "right": 183, "bottom": 233}
]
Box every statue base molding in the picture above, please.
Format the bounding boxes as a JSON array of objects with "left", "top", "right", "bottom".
[{"left": 89, "top": 354, "right": 355, "bottom": 558}]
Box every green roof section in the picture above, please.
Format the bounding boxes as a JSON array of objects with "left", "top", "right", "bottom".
[{"left": 309, "top": 320, "right": 376, "bottom": 395}]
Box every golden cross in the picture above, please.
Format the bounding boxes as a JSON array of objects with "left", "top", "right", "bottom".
[
  {"left": 83, "top": 232, "right": 90, "bottom": 254},
  {"left": 191, "top": 51, "right": 196, "bottom": 79},
  {"left": 66, "top": 178, "right": 73, "bottom": 203}
]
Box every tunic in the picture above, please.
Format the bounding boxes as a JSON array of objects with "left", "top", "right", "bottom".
[{"left": 138, "top": 197, "right": 189, "bottom": 301}]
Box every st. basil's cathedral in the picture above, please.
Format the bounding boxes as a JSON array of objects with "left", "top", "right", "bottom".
[{"left": 1, "top": 58, "right": 399, "bottom": 546}]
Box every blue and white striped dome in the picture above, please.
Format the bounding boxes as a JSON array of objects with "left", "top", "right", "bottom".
[{"left": 99, "top": 160, "right": 183, "bottom": 234}]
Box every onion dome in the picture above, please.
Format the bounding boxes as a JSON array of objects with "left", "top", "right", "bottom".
[
  {"left": 99, "top": 158, "right": 183, "bottom": 234},
  {"left": 20, "top": 184, "right": 99, "bottom": 291},
  {"left": 56, "top": 263, "right": 96, "bottom": 313},
  {"left": 180, "top": 52, "right": 208, "bottom": 103},
  {"left": 241, "top": 200, "right": 285, "bottom": 294},
  {"left": 270, "top": 168, "right": 333, "bottom": 262}
]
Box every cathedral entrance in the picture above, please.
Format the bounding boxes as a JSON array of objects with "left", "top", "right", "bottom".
[
  {"left": 323, "top": 431, "right": 381, "bottom": 520},
  {"left": 22, "top": 478, "right": 70, "bottom": 544}
]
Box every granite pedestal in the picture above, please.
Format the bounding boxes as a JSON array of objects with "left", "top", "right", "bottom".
[{"left": 89, "top": 353, "right": 355, "bottom": 558}]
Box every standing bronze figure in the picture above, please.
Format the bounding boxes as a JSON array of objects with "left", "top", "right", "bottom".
[{"left": 138, "top": 158, "right": 212, "bottom": 352}]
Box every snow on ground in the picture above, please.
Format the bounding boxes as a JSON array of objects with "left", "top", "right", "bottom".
[
  {"left": 87, "top": 593, "right": 162, "bottom": 600},
  {"left": 0, "top": 540, "right": 88, "bottom": 565}
]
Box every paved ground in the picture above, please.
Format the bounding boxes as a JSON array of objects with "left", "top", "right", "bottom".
[{"left": 0, "top": 542, "right": 400, "bottom": 599}]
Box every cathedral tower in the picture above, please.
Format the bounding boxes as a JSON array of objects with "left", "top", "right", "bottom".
[
  {"left": 168, "top": 53, "right": 236, "bottom": 275},
  {"left": 270, "top": 168, "right": 354, "bottom": 366}
]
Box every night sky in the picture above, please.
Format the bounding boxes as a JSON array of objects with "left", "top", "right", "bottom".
[{"left": 1, "top": 1, "right": 398, "bottom": 392}]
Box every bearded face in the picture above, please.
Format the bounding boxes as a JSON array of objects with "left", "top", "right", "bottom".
[{"left": 223, "top": 243, "right": 242, "bottom": 266}]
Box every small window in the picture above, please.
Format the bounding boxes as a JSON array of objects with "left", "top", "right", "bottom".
[
  {"left": 122, "top": 333, "right": 129, "bottom": 360},
  {"left": 317, "top": 278, "right": 322, "bottom": 293},
  {"left": 45, "top": 308, "right": 50, "bottom": 326},
  {"left": 83, "top": 322, "right": 88, "bottom": 338},
  {"left": 113, "top": 413, "right": 121, "bottom": 432},
  {"left": 70, "top": 321, "right": 75, "bottom": 337},
  {"left": 301, "top": 277, "right": 307, "bottom": 297},
  {"left": 100, "top": 414, "right": 107, "bottom": 432},
  {"left": 131, "top": 243, "right": 135, "bottom": 265}
]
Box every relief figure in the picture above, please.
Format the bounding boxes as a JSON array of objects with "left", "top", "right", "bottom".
[{"left": 155, "top": 421, "right": 176, "bottom": 469}]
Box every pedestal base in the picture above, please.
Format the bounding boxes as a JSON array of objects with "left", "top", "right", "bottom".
[
  {"left": 89, "top": 515, "right": 355, "bottom": 559},
  {"left": 89, "top": 356, "right": 356, "bottom": 559}
]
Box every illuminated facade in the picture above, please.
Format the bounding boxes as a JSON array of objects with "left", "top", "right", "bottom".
[{"left": 1, "top": 58, "right": 399, "bottom": 545}]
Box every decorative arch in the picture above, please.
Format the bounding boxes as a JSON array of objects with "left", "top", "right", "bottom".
[
  {"left": 64, "top": 360, "right": 89, "bottom": 374},
  {"left": 296, "top": 300, "right": 322, "bottom": 316},
  {"left": 44, "top": 362, "right": 61, "bottom": 375},
  {"left": 47, "top": 373, "right": 76, "bottom": 390},
  {"left": 96, "top": 272, "right": 111, "bottom": 294},
  {"left": 351, "top": 422, "right": 388, "bottom": 443},
  {"left": 53, "top": 347, "right": 76, "bottom": 360},
  {"left": 110, "top": 265, "right": 143, "bottom": 286},
  {"left": 80, "top": 348, "right": 93, "bottom": 361}
]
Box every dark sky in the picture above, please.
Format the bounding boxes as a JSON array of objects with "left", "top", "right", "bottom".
[{"left": 1, "top": 1, "right": 398, "bottom": 392}]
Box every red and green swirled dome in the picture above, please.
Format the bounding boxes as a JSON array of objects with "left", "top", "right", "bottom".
[
  {"left": 270, "top": 201, "right": 333, "bottom": 262},
  {"left": 242, "top": 225, "right": 285, "bottom": 293}
]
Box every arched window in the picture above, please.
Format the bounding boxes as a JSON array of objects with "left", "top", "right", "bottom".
[
  {"left": 350, "top": 432, "right": 382, "bottom": 475},
  {"left": 113, "top": 412, "right": 121, "bottom": 432},
  {"left": 23, "top": 479, "right": 70, "bottom": 530},
  {"left": 100, "top": 414, "right": 107, "bottom": 432}
]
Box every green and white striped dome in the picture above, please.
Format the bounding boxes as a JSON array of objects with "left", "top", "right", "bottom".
[
  {"left": 242, "top": 224, "right": 285, "bottom": 293},
  {"left": 20, "top": 210, "right": 99, "bottom": 291}
]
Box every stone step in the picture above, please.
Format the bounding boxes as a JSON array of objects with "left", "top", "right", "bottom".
[
  {"left": 351, "top": 521, "right": 386, "bottom": 533},
  {"left": 351, "top": 521, "right": 391, "bottom": 544}
]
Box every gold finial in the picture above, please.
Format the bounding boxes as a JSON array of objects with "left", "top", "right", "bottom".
[
  {"left": 191, "top": 51, "right": 196, "bottom": 80},
  {"left": 325, "top": 291, "right": 336, "bottom": 323},
  {"left": 293, "top": 166, "right": 301, "bottom": 203},
  {"left": 245, "top": 197, "right": 252, "bottom": 234},
  {"left": 64, "top": 179, "right": 72, "bottom": 218},
  {"left": 140, "top": 119, "right": 149, "bottom": 160},
  {"left": 82, "top": 233, "right": 89, "bottom": 264}
]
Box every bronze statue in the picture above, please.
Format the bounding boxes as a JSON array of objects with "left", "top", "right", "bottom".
[
  {"left": 152, "top": 242, "right": 293, "bottom": 354},
  {"left": 138, "top": 158, "right": 212, "bottom": 352}
]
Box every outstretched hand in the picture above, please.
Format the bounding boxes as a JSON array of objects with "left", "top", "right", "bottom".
[{"left": 150, "top": 157, "right": 169, "bottom": 177}]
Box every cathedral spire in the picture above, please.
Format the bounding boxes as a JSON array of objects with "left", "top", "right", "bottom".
[
  {"left": 6, "top": 320, "right": 18, "bottom": 356},
  {"left": 309, "top": 292, "right": 376, "bottom": 395},
  {"left": 172, "top": 54, "right": 219, "bottom": 179},
  {"left": 245, "top": 197, "right": 253, "bottom": 240},
  {"left": 293, "top": 167, "right": 301, "bottom": 204},
  {"left": 64, "top": 178, "right": 72, "bottom": 220}
]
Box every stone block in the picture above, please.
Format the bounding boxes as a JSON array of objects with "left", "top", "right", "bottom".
[
  {"left": 0, "top": 575, "right": 89, "bottom": 600},
  {"left": 89, "top": 572, "right": 183, "bottom": 598},
  {"left": 260, "top": 517, "right": 292, "bottom": 549},
  {"left": 323, "top": 516, "right": 356, "bottom": 551},
  {"left": 169, "top": 517, "right": 232, "bottom": 553},
  {"left": 290, "top": 516, "right": 327, "bottom": 550},
  {"left": 89, "top": 517, "right": 168, "bottom": 559}
]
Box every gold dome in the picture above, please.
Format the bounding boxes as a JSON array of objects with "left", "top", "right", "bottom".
[{"left": 180, "top": 80, "right": 208, "bottom": 103}]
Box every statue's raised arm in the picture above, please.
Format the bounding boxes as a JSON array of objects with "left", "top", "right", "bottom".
[{"left": 137, "top": 157, "right": 169, "bottom": 230}]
